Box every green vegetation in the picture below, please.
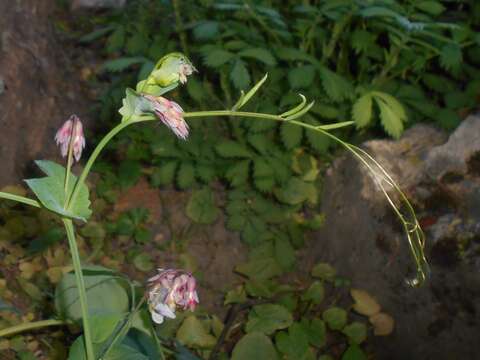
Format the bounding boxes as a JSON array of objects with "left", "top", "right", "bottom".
[{"left": 0, "top": 0, "right": 479, "bottom": 359}]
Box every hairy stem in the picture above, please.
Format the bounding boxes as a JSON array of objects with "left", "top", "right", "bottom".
[
  {"left": 63, "top": 219, "right": 94, "bottom": 360},
  {"left": 0, "top": 319, "right": 65, "bottom": 338}
]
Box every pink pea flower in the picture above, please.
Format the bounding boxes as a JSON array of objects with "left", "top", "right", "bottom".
[
  {"left": 55, "top": 115, "right": 85, "bottom": 162},
  {"left": 143, "top": 95, "right": 189, "bottom": 140},
  {"left": 147, "top": 269, "right": 199, "bottom": 324}
]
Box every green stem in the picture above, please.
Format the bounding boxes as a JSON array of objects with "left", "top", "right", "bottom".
[
  {"left": 0, "top": 319, "right": 65, "bottom": 338},
  {"left": 63, "top": 218, "right": 95, "bottom": 360},
  {"left": 0, "top": 192, "right": 41, "bottom": 208}
]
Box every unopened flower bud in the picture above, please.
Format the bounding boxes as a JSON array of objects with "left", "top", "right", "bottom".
[{"left": 55, "top": 115, "right": 85, "bottom": 162}]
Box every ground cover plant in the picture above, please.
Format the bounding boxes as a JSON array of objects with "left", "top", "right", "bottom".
[{"left": 0, "top": 0, "right": 479, "bottom": 359}]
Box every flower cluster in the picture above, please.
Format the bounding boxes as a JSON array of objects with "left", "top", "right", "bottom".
[
  {"left": 143, "top": 95, "right": 189, "bottom": 140},
  {"left": 147, "top": 268, "right": 199, "bottom": 324},
  {"left": 55, "top": 115, "right": 85, "bottom": 162}
]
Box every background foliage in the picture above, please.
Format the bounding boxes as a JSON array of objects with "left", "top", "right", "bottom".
[{"left": 1, "top": 0, "right": 480, "bottom": 358}]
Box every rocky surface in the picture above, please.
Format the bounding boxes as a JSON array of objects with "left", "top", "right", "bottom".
[
  {"left": 307, "top": 115, "right": 480, "bottom": 359},
  {"left": 0, "top": 0, "right": 92, "bottom": 187}
]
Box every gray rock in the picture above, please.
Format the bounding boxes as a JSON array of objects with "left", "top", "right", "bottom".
[
  {"left": 304, "top": 121, "right": 480, "bottom": 360},
  {"left": 426, "top": 114, "right": 480, "bottom": 180}
]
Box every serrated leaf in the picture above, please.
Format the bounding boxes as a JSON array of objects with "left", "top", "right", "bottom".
[
  {"left": 371, "top": 92, "right": 406, "bottom": 138},
  {"left": 352, "top": 94, "right": 373, "bottom": 128},
  {"left": 280, "top": 122, "right": 303, "bottom": 149},
  {"left": 203, "top": 49, "right": 235, "bottom": 67},
  {"left": 216, "top": 141, "right": 252, "bottom": 158},
  {"left": 25, "top": 161, "right": 91, "bottom": 221},
  {"left": 374, "top": 97, "right": 404, "bottom": 138},
  {"left": 151, "top": 161, "right": 177, "bottom": 187},
  {"left": 231, "top": 59, "right": 251, "bottom": 90},
  {"left": 239, "top": 48, "right": 277, "bottom": 66},
  {"left": 177, "top": 162, "right": 196, "bottom": 189},
  {"left": 225, "top": 160, "right": 251, "bottom": 187},
  {"left": 440, "top": 44, "right": 463, "bottom": 72},
  {"left": 186, "top": 188, "right": 219, "bottom": 224},
  {"left": 319, "top": 66, "right": 353, "bottom": 101},
  {"left": 288, "top": 65, "right": 316, "bottom": 89}
]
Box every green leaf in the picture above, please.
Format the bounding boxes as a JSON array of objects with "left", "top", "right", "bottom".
[
  {"left": 231, "top": 59, "right": 251, "bottom": 90},
  {"left": 415, "top": 1, "right": 445, "bottom": 15},
  {"left": 305, "top": 318, "right": 327, "bottom": 348},
  {"left": 90, "top": 313, "right": 123, "bottom": 343},
  {"left": 176, "top": 315, "right": 217, "bottom": 349},
  {"left": 193, "top": 21, "right": 220, "bottom": 40},
  {"left": 302, "top": 281, "right": 325, "bottom": 305},
  {"left": 133, "top": 253, "right": 154, "bottom": 272},
  {"left": 342, "top": 345, "right": 367, "bottom": 360},
  {"left": 275, "top": 177, "right": 317, "bottom": 205},
  {"left": 254, "top": 158, "right": 275, "bottom": 192},
  {"left": 100, "top": 57, "right": 146, "bottom": 73},
  {"left": 274, "top": 236, "right": 295, "bottom": 270},
  {"left": 151, "top": 161, "right": 177, "bottom": 187},
  {"left": 177, "top": 162, "right": 196, "bottom": 189},
  {"left": 288, "top": 65, "right": 316, "bottom": 89},
  {"left": 352, "top": 94, "right": 373, "bottom": 128},
  {"left": 275, "top": 323, "right": 309, "bottom": 359},
  {"left": 322, "top": 307, "right": 348, "bottom": 330},
  {"left": 224, "top": 285, "right": 247, "bottom": 305},
  {"left": 440, "top": 44, "right": 463, "bottom": 72},
  {"left": 203, "top": 49, "right": 235, "bottom": 67},
  {"left": 106, "top": 26, "right": 125, "bottom": 53},
  {"left": 55, "top": 266, "right": 129, "bottom": 321},
  {"left": 118, "top": 161, "right": 141, "bottom": 189},
  {"left": 25, "top": 160, "right": 91, "bottom": 221},
  {"left": 236, "top": 258, "right": 282, "bottom": 280},
  {"left": 216, "top": 141, "right": 252, "bottom": 158},
  {"left": 372, "top": 93, "right": 406, "bottom": 139},
  {"left": 311, "top": 263, "right": 336, "bottom": 281},
  {"left": 239, "top": 48, "right": 277, "bottom": 66},
  {"left": 225, "top": 160, "right": 251, "bottom": 187},
  {"left": 231, "top": 332, "right": 278, "bottom": 360},
  {"left": 437, "top": 108, "right": 461, "bottom": 130},
  {"left": 342, "top": 322, "right": 367, "bottom": 344},
  {"left": 280, "top": 122, "right": 303, "bottom": 149},
  {"left": 186, "top": 188, "right": 219, "bottom": 224},
  {"left": 318, "top": 66, "right": 353, "bottom": 101},
  {"left": 246, "top": 304, "right": 293, "bottom": 335}
]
